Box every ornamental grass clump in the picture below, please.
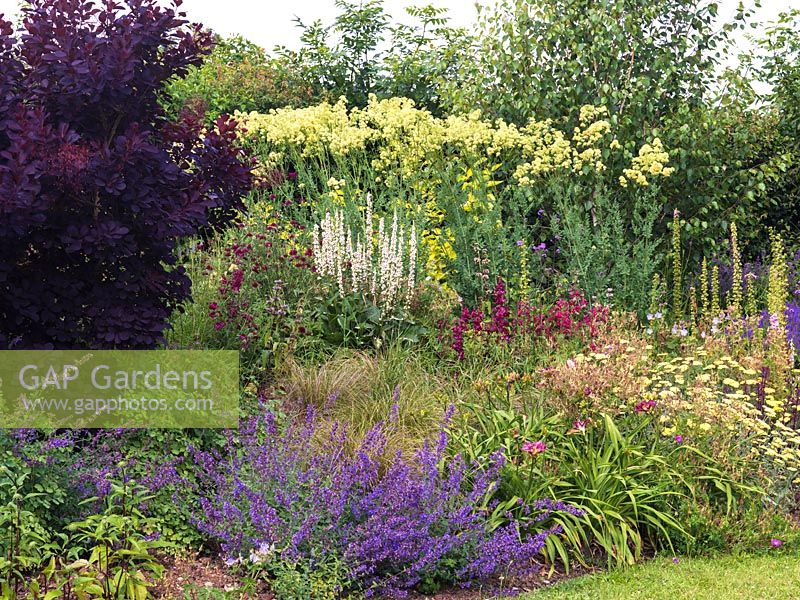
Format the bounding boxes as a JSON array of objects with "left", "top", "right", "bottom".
[{"left": 191, "top": 403, "right": 565, "bottom": 597}]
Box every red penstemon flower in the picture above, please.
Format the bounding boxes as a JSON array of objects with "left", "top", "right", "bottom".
[{"left": 448, "top": 284, "right": 609, "bottom": 361}]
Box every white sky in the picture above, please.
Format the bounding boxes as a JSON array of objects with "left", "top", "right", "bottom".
[
  {"left": 0, "top": 0, "right": 795, "bottom": 59},
  {"left": 183, "top": 0, "right": 792, "bottom": 54},
  {"left": 179, "top": 0, "right": 478, "bottom": 49}
]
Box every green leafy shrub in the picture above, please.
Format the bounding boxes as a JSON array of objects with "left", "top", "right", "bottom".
[
  {"left": 163, "top": 35, "right": 316, "bottom": 121},
  {"left": 64, "top": 474, "right": 168, "bottom": 600},
  {"left": 551, "top": 180, "right": 662, "bottom": 314},
  {"left": 260, "top": 554, "right": 349, "bottom": 600},
  {"left": 450, "top": 0, "right": 781, "bottom": 259},
  {"left": 280, "top": 1, "right": 467, "bottom": 113},
  {"left": 0, "top": 464, "right": 59, "bottom": 599},
  {"left": 313, "top": 289, "right": 426, "bottom": 350},
  {"left": 168, "top": 202, "right": 319, "bottom": 378}
]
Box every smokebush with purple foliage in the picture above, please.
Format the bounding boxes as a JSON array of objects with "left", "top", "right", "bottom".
[{"left": 0, "top": 0, "right": 252, "bottom": 350}]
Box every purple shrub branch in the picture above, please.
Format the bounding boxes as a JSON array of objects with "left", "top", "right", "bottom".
[
  {"left": 191, "top": 404, "right": 568, "bottom": 596},
  {"left": 0, "top": 0, "right": 253, "bottom": 349}
]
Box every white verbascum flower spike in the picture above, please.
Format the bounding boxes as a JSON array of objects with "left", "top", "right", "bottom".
[{"left": 312, "top": 197, "right": 418, "bottom": 315}]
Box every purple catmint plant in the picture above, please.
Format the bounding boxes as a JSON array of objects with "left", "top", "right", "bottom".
[
  {"left": 5, "top": 427, "right": 191, "bottom": 510},
  {"left": 191, "top": 404, "right": 568, "bottom": 597},
  {"left": 751, "top": 302, "right": 800, "bottom": 352}
]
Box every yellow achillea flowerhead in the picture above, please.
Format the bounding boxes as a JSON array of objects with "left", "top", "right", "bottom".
[{"left": 645, "top": 348, "right": 800, "bottom": 483}]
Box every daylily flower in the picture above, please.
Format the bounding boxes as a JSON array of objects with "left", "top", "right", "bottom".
[
  {"left": 521, "top": 440, "right": 547, "bottom": 456},
  {"left": 634, "top": 399, "right": 657, "bottom": 413},
  {"left": 568, "top": 419, "right": 590, "bottom": 434}
]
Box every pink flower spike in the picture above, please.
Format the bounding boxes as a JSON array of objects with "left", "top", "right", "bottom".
[{"left": 771, "top": 538, "right": 784, "bottom": 548}]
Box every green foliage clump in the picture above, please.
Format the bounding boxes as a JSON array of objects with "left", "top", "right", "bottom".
[
  {"left": 447, "top": 0, "right": 785, "bottom": 258},
  {"left": 163, "top": 35, "right": 316, "bottom": 121},
  {"left": 550, "top": 181, "right": 661, "bottom": 315},
  {"left": 280, "top": 1, "right": 469, "bottom": 113},
  {"left": 453, "top": 382, "right": 758, "bottom": 570},
  {"left": 63, "top": 476, "right": 168, "bottom": 600},
  {"left": 0, "top": 462, "right": 167, "bottom": 600},
  {"left": 458, "top": 0, "right": 731, "bottom": 124}
]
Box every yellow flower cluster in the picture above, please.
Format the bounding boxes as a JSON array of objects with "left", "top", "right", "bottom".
[
  {"left": 403, "top": 187, "right": 455, "bottom": 284},
  {"left": 619, "top": 138, "right": 674, "bottom": 187},
  {"left": 324, "top": 177, "right": 347, "bottom": 206},
  {"left": 237, "top": 98, "right": 677, "bottom": 286},
  {"left": 512, "top": 120, "right": 576, "bottom": 183},
  {"left": 422, "top": 226, "right": 456, "bottom": 284},
  {"left": 768, "top": 232, "right": 789, "bottom": 330},
  {"left": 236, "top": 96, "right": 673, "bottom": 189},
  {"left": 237, "top": 98, "right": 371, "bottom": 157},
  {"left": 645, "top": 349, "right": 800, "bottom": 484},
  {"left": 458, "top": 164, "right": 501, "bottom": 225},
  {"left": 571, "top": 105, "right": 612, "bottom": 173}
]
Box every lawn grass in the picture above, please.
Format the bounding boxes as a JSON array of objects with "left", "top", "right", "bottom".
[{"left": 521, "top": 555, "right": 800, "bottom": 600}]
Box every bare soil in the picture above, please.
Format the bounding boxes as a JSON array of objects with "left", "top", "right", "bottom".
[{"left": 153, "top": 555, "right": 590, "bottom": 600}]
